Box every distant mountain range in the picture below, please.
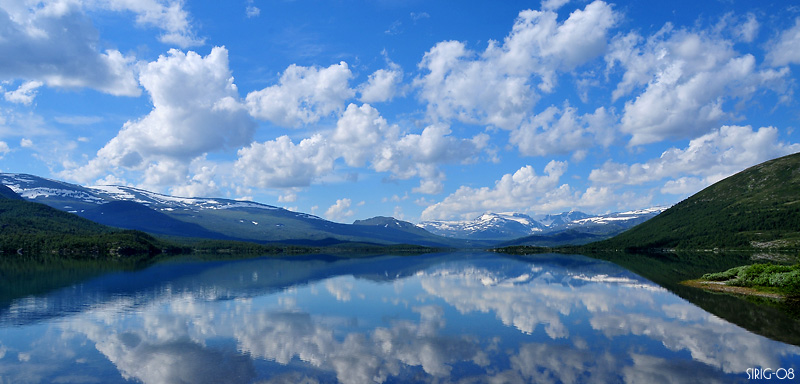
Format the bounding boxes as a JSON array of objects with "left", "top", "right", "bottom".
[
  {"left": 418, "top": 208, "right": 666, "bottom": 244},
  {"left": 0, "top": 173, "right": 665, "bottom": 247},
  {"left": 0, "top": 173, "right": 465, "bottom": 247}
]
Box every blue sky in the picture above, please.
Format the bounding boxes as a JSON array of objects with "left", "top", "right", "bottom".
[{"left": 1, "top": 0, "right": 800, "bottom": 223}]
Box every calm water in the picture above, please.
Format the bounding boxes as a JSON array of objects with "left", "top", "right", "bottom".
[{"left": 1, "top": 252, "right": 799, "bottom": 383}]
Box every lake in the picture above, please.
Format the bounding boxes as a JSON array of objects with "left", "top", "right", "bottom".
[{"left": 1, "top": 252, "right": 799, "bottom": 383}]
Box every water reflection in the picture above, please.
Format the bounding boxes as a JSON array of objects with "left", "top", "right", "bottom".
[{"left": 0, "top": 252, "right": 798, "bottom": 383}]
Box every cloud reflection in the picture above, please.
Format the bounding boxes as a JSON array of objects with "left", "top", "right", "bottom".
[{"left": 2, "top": 253, "right": 797, "bottom": 383}]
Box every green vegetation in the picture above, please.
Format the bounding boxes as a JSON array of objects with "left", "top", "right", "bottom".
[
  {"left": 589, "top": 152, "right": 800, "bottom": 251},
  {"left": 701, "top": 263, "right": 800, "bottom": 296},
  {"left": 0, "top": 194, "right": 439, "bottom": 262},
  {"left": 0, "top": 197, "right": 182, "bottom": 258}
]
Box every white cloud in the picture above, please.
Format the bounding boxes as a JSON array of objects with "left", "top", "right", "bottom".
[
  {"left": 94, "top": 0, "right": 204, "bottom": 47},
  {"left": 660, "top": 177, "right": 708, "bottom": 195},
  {"left": 0, "top": 141, "right": 9, "bottom": 158},
  {"left": 4, "top": 81, "right": 43, "bottom": 105},
  {"left": 510, "top": 104, "right": 616, "bottom": 158},
  {"left": 541, "top": 0, "right": 570, "bottom": 11},
  {"left": 166, "top": 157, "right": 221, "bottom": 198},
  {"left": 325, "top": 198, "right": 354, "bottom": 222},
  {"left": 63, "top": 47, "right": 256, "bottom": 188},
  {"left": 734, "top": 13, "right": 759, "bottom": 43},
  {"left": 766, "top": 18, "right": 800, "bottom": 67},
  {"left": 245, "top": 0, "right": 260, "bottom": 18},
  {"left": 607, "top": 26, "right": 790, "bottom": 145},
  {"left": 235, "top": 134, "right": 336, "bottom": 189},
  {"left": 420, "top": 160, "right": 567, "bottom": 220},
  {"left": 332, "top": 103, "right": 396, "bottom": 167},
  {"left": 278, "top": 192, "right": 297, "bottom": 203},
  {"left": 20, "top": 138, "right": 33, "bottom": 148},
  {"left": 245, "top": 62, "right": 354, "bottom": 127},
  {"left": 589, "top": 125, "right": 800, "bottom": 193},
  {"left": 421, "top": 157, "right": 660, "bottom": 219},
  {"left": 0, "top": 2, "right": 140, "bottom": 96},
  {"left": 415, "top": 1, "right": 619, "bottom": 130},
  {"left": 372, "top": 123, "right": 486, "bottom": 194},
  {"left": 234, "top": 103, "right": 484, "bottom": 192},
  {"left": 358, "top": 62, "right": 404, "bottom": 103}
]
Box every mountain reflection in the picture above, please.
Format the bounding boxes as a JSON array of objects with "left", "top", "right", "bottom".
[{"left": 0, "top": 252, "right": 798, "bottom": 383}]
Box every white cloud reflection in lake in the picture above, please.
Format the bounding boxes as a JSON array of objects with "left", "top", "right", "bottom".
[{"left": 0, "top": 253, "right": 798, "bottom": 383}]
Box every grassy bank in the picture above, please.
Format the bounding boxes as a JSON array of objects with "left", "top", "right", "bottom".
[{"left": 686, "top": 263, "right": 800, "bottom": 298}]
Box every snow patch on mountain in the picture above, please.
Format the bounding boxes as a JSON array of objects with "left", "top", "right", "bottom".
[{"left": 419, "top": 207, "right": 669, "bottom": 240}]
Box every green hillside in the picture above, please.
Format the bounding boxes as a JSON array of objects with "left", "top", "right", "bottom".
[
  {"left": 0, "top": 197, "right": 171, "bottom": 258},
  {"left": 593, "top": 152, "right": 800, "bottom": 251}
]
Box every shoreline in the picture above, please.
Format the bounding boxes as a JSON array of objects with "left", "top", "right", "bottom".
[{"left": 682, "top": 279, "right": 787, "bottom": 300}]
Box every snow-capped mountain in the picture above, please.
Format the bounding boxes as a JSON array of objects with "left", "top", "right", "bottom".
[
  {"left": 418, "top": 212, "right": 546, "bottom": 241},
  {"left": 564, "top": 207, "right": 667, "bottom": 228},
  {"left": 0, "top": 173, "right": 296, "bottom": 214},
  {"left": 0, "top": 173, "right": 459, "bottom": 247},
  {"left": 535, "top": 211, "right": 592, "bottom": 228},
  {"left": 418, "top": 207, "right": 668, "bottom": 241}
]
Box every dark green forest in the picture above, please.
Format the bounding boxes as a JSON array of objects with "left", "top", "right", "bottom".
[
  {"left": 0, "top": 197, "right": 181, "bottom": 258},
  {"left": 587, "top": 152, "right": 800, "bottom": 251}
]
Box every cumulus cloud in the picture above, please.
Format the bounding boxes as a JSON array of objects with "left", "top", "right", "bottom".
[
  {"left": 235, "top": 134, "right": 336, "bottom": 189},
  {"left": 607, "top": 25, "right": 790, "bottom": 145},
  {"left": 62, "top": 47, "right": 256, "bottom": 192},
  {"left": 415, "top": 1, "right": 619, "bottom": 130},
  {"left": 234, "top": 103, "right": 485, "bottom": 192},
  {"left": 589, "top": 125, "right": 800, "bottom": 193},
  {"left": 420, "top": 160, "right": 567, "bottom": 220},
  {"left": 421, "top": 158, "right": 659, "bottom": 219},
  {"left": 358, "top": 62, "right": 404, "bottom": 103},
  {"left": 372, "top": 123, "right": 486, "bottom": 194},
  {"left": 165, "top": 156, "right": 221, "bottom": 198},
  {"left": 332, "top": 103, "right": 397, "bottom": 167},
  {"left": 0, "top": 2, "right": 140, "bottom": 96},
  {"left": 245, "top": 62, "right": 354, "bottom": 127},
  {"left": 766, "top": 18, "right": 800, "bottom": 67},
  {"left": 510, "top": 104, "right": 616, "bottom": 158},
  {"left": 325, "top": 198, "right": 355, "bottom": 222}
]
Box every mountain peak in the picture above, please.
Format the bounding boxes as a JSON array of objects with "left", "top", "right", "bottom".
[{"left": 419, "top": 208, "right": 663, "bottom": 242}]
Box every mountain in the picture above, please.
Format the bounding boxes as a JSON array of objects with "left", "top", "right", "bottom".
[
  {"left": 594, "top": 152, "right": 800, "bottom": 250},
  {"left": 557, "top": 207, "right": 666, "bottom": 233},
  {"left": 498, "top": 229, "right": 608, "bottom": 247},
  {"left": 418, "top": 213, "right": 545, "bottom": 241},
  {"left": 0, "top": 184, "right": 22, "bottom": 200},
  {"left": 536, "top": 211, "right": 591, "bottom": 227},
  {"left": 0, "top": 196, "right": 168, "bottom": 257},
  {"left": 0, "top": 173, "right": 458, "bottom": 247},
  {"left": 418, "top": 208, "right": 665, "bottom": 242},
  {"left": 353, "top": 216, "right": 432, "bottom": 235},
  {"left": 80, "top": 200, "right": 233, "bottom": 240}
]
